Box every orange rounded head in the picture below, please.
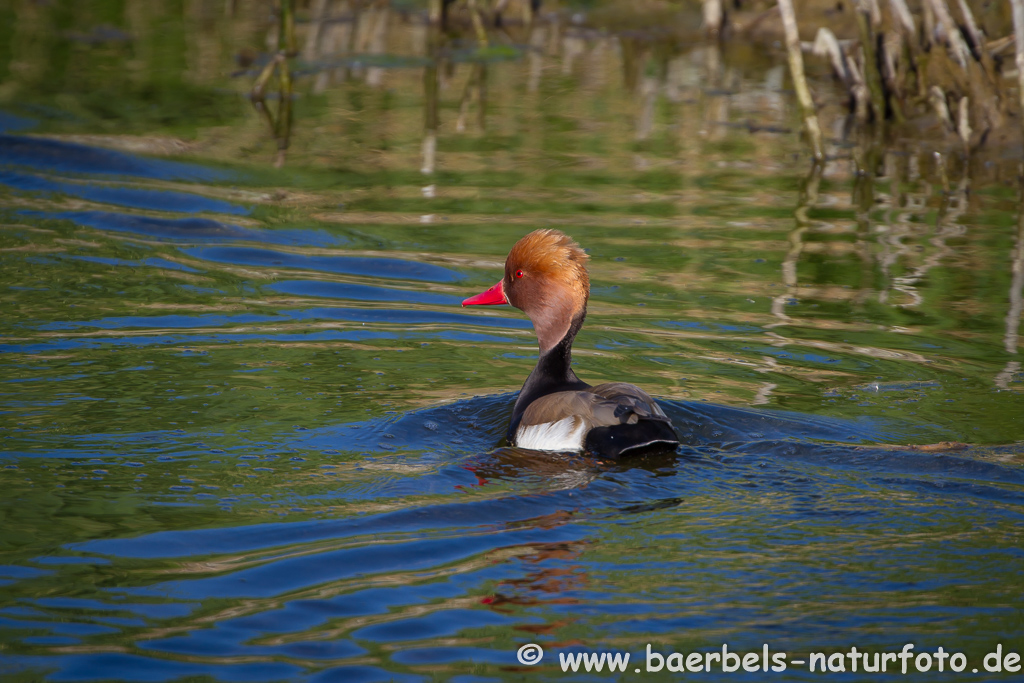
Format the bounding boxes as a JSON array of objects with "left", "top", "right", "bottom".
[{"left": 463, "top": 229, "right": 590, "bottom": 352}]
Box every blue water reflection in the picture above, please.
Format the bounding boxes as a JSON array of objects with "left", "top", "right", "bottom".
[
  {"left": 24, "top": 211, "right": 336, "bottom": 246},
  {"left": 267, "top": 280, "right": 461, "bottom": 305},
  {"left": 0, "top": 135, "right": 231, "bottom": 182},
  {"left": 0, "top": 170, "right": 248, "bottom": 215},
  {"left": 186, "top": 246, "right": 462, "bottom": 281}
]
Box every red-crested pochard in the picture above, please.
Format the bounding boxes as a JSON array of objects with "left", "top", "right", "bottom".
[{"left": 463, "top": 229, "right": 680, "bottom": 457}]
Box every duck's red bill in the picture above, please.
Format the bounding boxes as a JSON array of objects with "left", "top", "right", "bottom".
[{"left": 462, "top": 280, "right": 507, "bottom": 306}]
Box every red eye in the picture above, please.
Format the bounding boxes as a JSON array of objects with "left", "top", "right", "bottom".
[{"left": 515, "top": 269, "right": 524, "bottom": 279}]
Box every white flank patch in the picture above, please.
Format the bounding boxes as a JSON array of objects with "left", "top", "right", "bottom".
[{"left": 515, "top": 416, "right": 586, "bottom": 452}]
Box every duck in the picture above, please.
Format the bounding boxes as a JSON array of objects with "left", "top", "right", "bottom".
[{"left": 462, "top": 229, "right": 680, "bottom": 458}]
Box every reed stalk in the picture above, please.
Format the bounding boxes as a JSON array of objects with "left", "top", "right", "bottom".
[
  {"left": 1013, "top": 0, "right": 1024, "bottom": 140},
  {"left": 422, "top": 0, "right": 442, "bottom": 174},
  {"left": 777, "top": 0, "right": 824, "bottom": 160},
  {"left": 922, "top": 0, "right": 970, "bottom": 68},
  {"left": 249, "top": 0, "right": 296, "bottom": 167},
  {"left": 854, "top": 0, "right": 886, "bottom": 122},
  {"left": 702, "top": 0, "right": 724, "bottom": 38},
  {"left": 1005, "top": 171, "right": 1024, "bottom": 353}
]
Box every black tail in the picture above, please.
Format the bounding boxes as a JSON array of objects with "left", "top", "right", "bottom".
[{"left": 585, "top": 419, "right": 679, "bottom": 459}]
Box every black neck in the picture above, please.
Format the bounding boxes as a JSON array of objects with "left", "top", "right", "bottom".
[{"left": 507, "top": 312, "right": 589, "bottom": 440}]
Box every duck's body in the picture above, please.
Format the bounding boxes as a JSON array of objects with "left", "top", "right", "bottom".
[{"left": 463, "top": 229, "right": 679, "bottom": 458}]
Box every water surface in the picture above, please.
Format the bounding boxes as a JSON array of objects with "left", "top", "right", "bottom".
[{"left": 1, "top": 3, "right": 1022, "bottom": 681}]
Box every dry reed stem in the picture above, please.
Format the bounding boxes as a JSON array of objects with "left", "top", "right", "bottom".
[
  {"left": 1013, "top": 0, "right": 1024, "bottom": 139},
  {"left": 923, "top": 0, "right": 971, "bottom": 68},
  {"left": 778, "top": 0, "right": 824, "bottom": 160},
  {"left": 887, "top": 0, "right": 916, "bottom": 34},
  {"left": 703, "top": 0, "right": 724, "bottom": 37},
  {"left": 855, "top": 1, "right": 886, "bottom": 122}
]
